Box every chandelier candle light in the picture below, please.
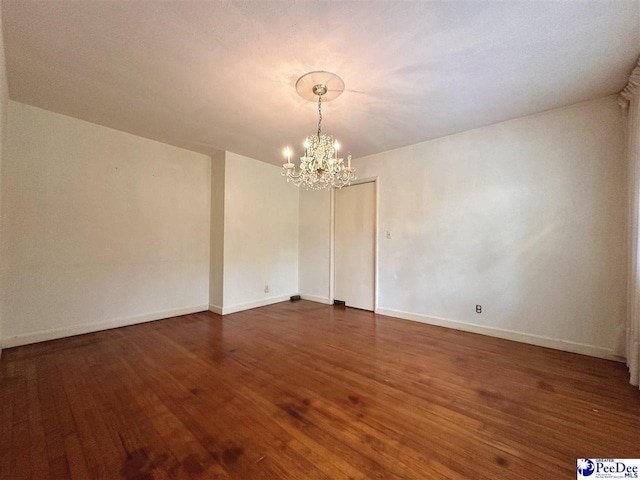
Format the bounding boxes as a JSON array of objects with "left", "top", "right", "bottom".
[{"left": 282, "top": 71, "right": 355, "bottom": 190}]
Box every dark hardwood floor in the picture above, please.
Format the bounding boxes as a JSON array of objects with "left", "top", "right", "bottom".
[{"left": 1, "top": 300, "right": 639, "bottom": 479}]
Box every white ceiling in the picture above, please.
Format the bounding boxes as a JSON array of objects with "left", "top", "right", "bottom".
[{"left": 3, "top": 1, "right": 639, "bottom": 166}]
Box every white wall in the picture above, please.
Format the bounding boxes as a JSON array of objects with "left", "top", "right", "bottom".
[
  {"left": 209, "top": 151, "right": 225, "bottom": 312},
  {"left": 222, "top": 152, "right": 299, "bottom": 314},
  {"left": 0, "top": 9, "right": 8, "bottom": 357},
  {"left": 298, "top": 189, "right": 332, "bottom": 304},
  {"left": 1, "top": 102, "right": 211, "bottom": 347},
  {"left": 0, "top": 93, "right": 624, "bottom": 357},
  {"left": 299, "top": 96, "right": 627, "bottom": 359}
]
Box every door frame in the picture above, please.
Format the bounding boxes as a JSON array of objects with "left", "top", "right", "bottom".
[{"left": 329, "top": 176, "right": 379, "bottom": 311}]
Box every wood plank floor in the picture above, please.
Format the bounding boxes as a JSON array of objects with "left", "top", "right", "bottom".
[{"left": 1, "top": 300, "right": 639, "bottom": 479}]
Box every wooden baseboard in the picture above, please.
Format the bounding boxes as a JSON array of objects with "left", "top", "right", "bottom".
[
  {"left": 299, "top": 294, "right": 332, "bottom": 305},
  {"left": 0, "top": 304, "right": 210, "bottom": 349},
  {"left": 220, "top": 295, "right": 293, "bottom": 315},
  {"left": 208, "top": 304, "right": 223, "bottom": 315},
  {"left": 375, "top": 307, "right": 622, "bottom": 362}
]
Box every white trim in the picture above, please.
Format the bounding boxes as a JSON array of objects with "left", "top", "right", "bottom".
[
  {"left": 373, "top": 178, "right": 380, "bottom": 311},
  {"left": 208, "top": 304, "right": 223, "bottom": 315},
  {"left": 375, "top": 307, "right": 623, "bottom": 362},
  {"left": 0, "top": 304, "right": 210, "bottom": 349},
  {"left": 221, "top": 295, "right": 291, "bottom": 315},
  {"left": 329, "top": 187, "right": 335, "bottom": 304},
  {"left": 299, "top": 294, "right": 332, "bottom": 305}
]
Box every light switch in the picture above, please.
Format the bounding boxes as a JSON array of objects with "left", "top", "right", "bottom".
[{"left": 386, "top": 230, "right": 392, "bottom": 239}]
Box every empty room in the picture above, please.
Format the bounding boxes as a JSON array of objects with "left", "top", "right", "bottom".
[{"left": 0, "top": 1, "right": 639, "bottom": 479}]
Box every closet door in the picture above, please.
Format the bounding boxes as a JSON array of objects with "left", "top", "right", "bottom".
[{"left": 334, "top": 182, "right": 375, "bottom": 311}]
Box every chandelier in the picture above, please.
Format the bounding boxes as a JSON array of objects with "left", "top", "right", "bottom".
[{"left": 282, "top": 71, "right": 355, "bottom": 190}]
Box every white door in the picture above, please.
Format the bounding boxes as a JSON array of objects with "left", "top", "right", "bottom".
[{"left": 334, "top": 181, "right": 375, "bottom": 311}]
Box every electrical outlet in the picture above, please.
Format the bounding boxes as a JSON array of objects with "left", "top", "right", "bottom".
[
  {"left": 264, "top": 284, "right": 269, "bottom": 293},
  {"left": 476, "top": 305, "right": 482, "bottom": 314}
]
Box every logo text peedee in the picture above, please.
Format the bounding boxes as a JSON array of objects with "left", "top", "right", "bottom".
[{"left": 595, "top": 461, "right": 638, "bottom": 477}]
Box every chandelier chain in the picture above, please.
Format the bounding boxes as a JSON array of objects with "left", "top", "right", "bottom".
[{"left": 317, "top": 94, "right": 322, "bottom": 138}]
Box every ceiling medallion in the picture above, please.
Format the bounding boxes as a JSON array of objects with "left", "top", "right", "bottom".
[{"left": 282, "top": 71, "right": 355, "bottom": 190}]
